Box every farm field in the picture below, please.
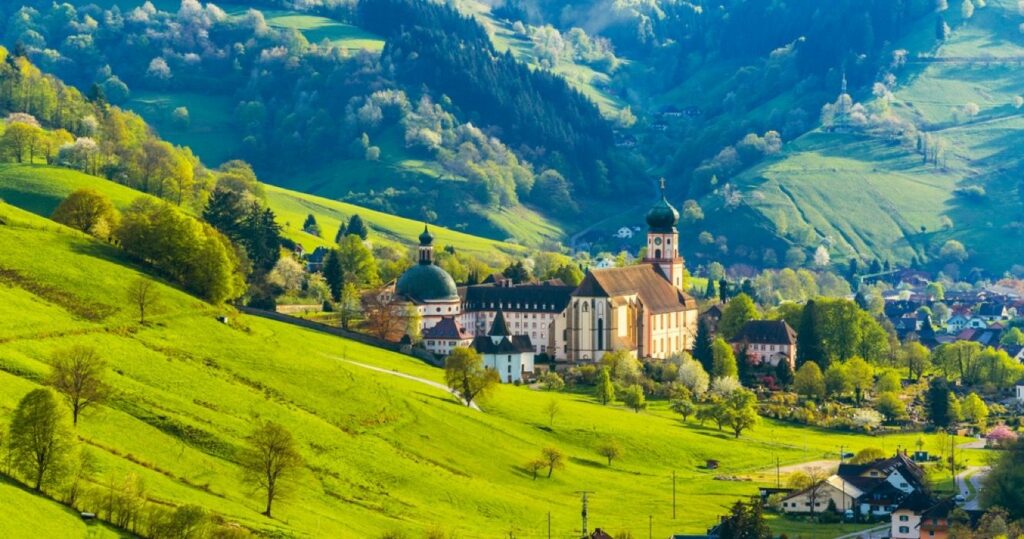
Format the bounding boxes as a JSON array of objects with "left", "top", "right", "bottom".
[{"left": 0, "top": 199, "right": 965, "bottom": 537}]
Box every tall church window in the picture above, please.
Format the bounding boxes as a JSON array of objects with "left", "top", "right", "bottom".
[{"left": 597, "top": 319, "right": 604, "bottom": 349}]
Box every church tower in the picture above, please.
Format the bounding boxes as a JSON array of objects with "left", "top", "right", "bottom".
[
  {"left": 417, "top": 224, "right": 434, "bottom": 265},
  {"left": 643, "top": 179, "right": 685, "bottom": 291}
]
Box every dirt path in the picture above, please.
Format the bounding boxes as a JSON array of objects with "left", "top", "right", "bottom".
[
  {"left": 339, "top": 358, "right": 481, "bottom": 412},
  {"left": 773, "top": 459, "right": 839, "bottom": 474}
]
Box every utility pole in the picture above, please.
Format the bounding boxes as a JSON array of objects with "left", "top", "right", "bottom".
[
  {"left": 575, "top": 490, "right": 593, "bottom": 538},
  {"left": 649, "top": 515, "right": 653, "bottom": 539},
  {"left": 776, "top": 457, "right": 780, "bottom": 489},
  {"left": 672, "top": 470, "right": 677, "bottom": 519},
  {"left": 547, "top": 512, "right": 551, "bottom": 539}
]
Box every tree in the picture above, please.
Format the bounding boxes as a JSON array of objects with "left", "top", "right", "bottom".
[
  {"left": 712, "top": 338, "right": 738, "bottom": 379},
  {"left": 363, "top": 294, "right": 404, "bottom": 340},
  {"left": 677, "top": 357, "right": 710, "bottom": 399},
  {"left": 444, "top": 347, "right": 499, "bottom": 407},
  {"left": 337, "top": 282, "right": 362, "bottom": 330},
  {"left": 622, "top": 384, "right": 646, "bottom": 412},
  {"left": 671, "top": 395, "right": 696, "bottom": 421},
  {"left": 850, "top": 447, "right": 886, "bottom": 464},
  {"left": 794, "top": 362, "right": 825, "bottom": 401},
  {"left": 693, "top": 318, "right": 714, "bottom": 373},
  {"left": 595, "top": 367, "right": 616, "bottom": 405},
  {"left": 322, "top": 249, "right": 343, "bottom": 301},
  {"left": 719, "top": 278, "right": 730, "bottom": 302},
  {"left": 961, "top": 392, "right": 988, "bottom": 428},
  {"left": 980, "top": 439, "right": 1024, "bottom": 520},
  {"left": 126, "top": 278, "right": 159, "bottom": 325},
  {"left": 904, "top": 341, "right": 931, "bottom": 381},
  {"left": 240, "top": 420, "right": 303, "bottom": 518},
  {"left": 51, "top": 189, "right": 119, "bottom": 238},
  {"left": 337, "top": 234, "right": 380, "bottom": 288},
  {"left": 551, "top": 264, "right": 584, "bottom": 287},
  {"left": 824, "top": 363, "right": 852, "bottom": 399},
  {"left": 940, "top": 239, "right": 967, "bottom": 263},
  {"left": 788, "top": 467, "right": 829, "bottom": 516},
  {"left": 302, "top": 214, "right": 320, "bottom": 236},
  {"left": 526, "top": 459, "right": 546, "bottom": 480},
  {"left": 502, "top": 261, "right": 531, "bottom": 284},
  {"left": 875, "top": 392, "right": 908, "bottom": 422},
  {"left": 334, "top": 220, "right": 348, "bottom": 244},
  {"left": 846, "top": 357, "right": 873, "bottom": 404},
  {"left": 8, "top": 389, "right": 74, "bottom": 491},
  {"left": 775, "top": 359, "right": 794, "bottom": 389},
  {"left": 719, "top": 293, "right": 757, "bottom": 339},
  {"left": 596, "top": 439, "right": 623, "bottom": 466},
  {"left": 544, "top": 399, "right": 560, "bottom": 428},
  {"left": 49, "top": 346, "right": 110, "bottom": 427},
  {"left": 796, "top": 300, "right": 825, "bottom": 368},
  {"left": 2, "top": 121, "right": 44, "bottom": 163},
  {"left": 541, "top": 447, "right": 564, "bottom": 478},
  {"left": 717, "top": 500, "right": 771, "bottom": 539},
  {"left": 723, "top": 389, "right": 759, "bottom": 438},
  {"left": 926, "top": 377, "right": 953, "bottom": 427},
  {"left": 345, "top": 214, "right": 369, "bottom": 239}
]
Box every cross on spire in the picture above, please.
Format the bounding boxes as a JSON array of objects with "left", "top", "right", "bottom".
[{"left": 659, "top": 178, "right": 666, "bottom": 193}]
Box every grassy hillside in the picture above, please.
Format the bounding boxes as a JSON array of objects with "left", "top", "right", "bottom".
[
  {"left": 0, "top": 198, "right": 960, "bottom": 537},
  {"left": 0, "top": 163, "right": 527, "bottom": 265},
  {"left": 716, "top": 0, "right": 1024, "bottom": 272},
  {"left": 0, "top": 477, "right": 121, "bottom": 538}
]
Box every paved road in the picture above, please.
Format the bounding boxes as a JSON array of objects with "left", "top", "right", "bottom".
[
  {"left": 339, "top": 358, "right": 481, "bottom": 411},
  {"left": 956, "top": 466, "right": 989, "bottom": 511}
]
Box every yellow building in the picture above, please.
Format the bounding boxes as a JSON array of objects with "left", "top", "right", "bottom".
[{"left": 554, "top": 183, "right": 698, "bottom": 362}]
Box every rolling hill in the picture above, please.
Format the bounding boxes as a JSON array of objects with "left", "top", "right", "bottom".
[
  {"left": 0, "top": 164, "right": 527, "bottom": 267},
  {"left": 699, "top": 0, "right": 1024, "bottom": 273},
  {"left": 0, "top": 173, "right": 956, "bottom": 537}
]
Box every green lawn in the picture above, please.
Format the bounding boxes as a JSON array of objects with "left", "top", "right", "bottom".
[{"left": 0, "top": 200, "right": 961, "bottom": 537}]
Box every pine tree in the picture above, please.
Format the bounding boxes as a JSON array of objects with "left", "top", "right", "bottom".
[
  {"left": 775, "top": 359, "right": 794, "bottom": 389},
  {"left": 323, "top": 249, "right": 343, "bottom": 301},
  {"left": 847, "top": 258, "right": 859, "bottom": 281},
  {"left": 334, "top": 219, "right": 347, "bottom": 244},
  {"left": 595, "top": 367, "right": 615, "bottom": 405},
  {"left": 704, "top": 278, "right": 716, "bottom": 299},
  {"left": 796, "top": 300, "right": 826, "bottom": 368},
  {"left": 718, "top": 278, "right": 729, "bottom": 302},
  {"left": 693, "top": 318, "right": 714, "bottom": 374},
  {"left": 736, "top": 345, "right": 751, "bottom": 384},
  {"left": 345, "top": 214, "right": 369, "bottom": 240}
]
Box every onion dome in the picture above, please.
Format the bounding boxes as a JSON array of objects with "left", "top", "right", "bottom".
[
  {"left": 419, "top": 224, "right": 434, "bottom": 246},
  {"left": 646, "top": 179, "right": 679, "bottom": 233}
]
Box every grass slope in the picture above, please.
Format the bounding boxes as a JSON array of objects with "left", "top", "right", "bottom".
[
  {"left": 0, "top": 477, "right": 122, "bottom": 538},
  {"left": 0, "top": 163, "right": 527, "bottom": 265},
  {"left": 0, "top": 196, "right": 963, "bottom": 537},
  {"left": 721, "top": 0, "right": 1024, "bottom": 270}
]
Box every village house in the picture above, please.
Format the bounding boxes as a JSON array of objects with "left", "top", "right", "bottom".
[
  {"left": 422, "top": 316, "right": 473, "bottom": 356},
  {"left": 730, "top": 320, "right": 797, "bottom": 368},
  {"left": 781, "top": 453, "right": 927, "bottom": 517},
  {"left": 472, "top": 311, "right": 534, "bottom": 383},
  {"left": 892, "top": 492, "right": 956, "bottom": 539}
]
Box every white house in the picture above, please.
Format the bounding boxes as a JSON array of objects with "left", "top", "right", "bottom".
[
  {"left": 422, "top": 317, "right": 473, "bottom": 356},
  {"left": 472, "top": 311, "right": 534, "bottom": 383}
]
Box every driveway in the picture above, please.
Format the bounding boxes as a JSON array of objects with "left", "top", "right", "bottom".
[
  {"left": 339, "top": 358, "right": 481, "bottom": 411},
  {"left": 956, "top": 466, "right": 989, "bottom": 511}
]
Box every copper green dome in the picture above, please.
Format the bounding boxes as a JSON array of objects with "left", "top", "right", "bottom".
[
  {"left": 646, "top": 181, "right": 679, "bottom": 233},
  {"left": 395, "top": 264, "right": 458, "bottom": 302}
]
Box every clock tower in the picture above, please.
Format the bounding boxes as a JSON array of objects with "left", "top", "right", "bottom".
[{"left": 643, "top": 179, "right": 685, "bottom": 291}]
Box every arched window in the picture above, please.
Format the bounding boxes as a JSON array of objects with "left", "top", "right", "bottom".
[
  {"left": 655, "top": 249, "right": 662, "bottom": 259},
  {"left": 597, "top": 319, "right": 604, "bottom": 349}
]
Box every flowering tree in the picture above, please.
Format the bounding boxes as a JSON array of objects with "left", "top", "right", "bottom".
[{"left": 986, "top": 425, "right": 1019, "bottom": 448}]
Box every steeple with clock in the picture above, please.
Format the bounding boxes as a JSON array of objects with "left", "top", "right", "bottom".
[{"left": 643, "top": 179, "right": 685, "bottom": 291}]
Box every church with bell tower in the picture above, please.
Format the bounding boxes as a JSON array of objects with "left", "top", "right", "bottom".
[
  {"left": 553, "top": 180, "right": 698, "bottom": 363},
  {"left": 644, "top": 179, "right": 685, "bottom": 291}
]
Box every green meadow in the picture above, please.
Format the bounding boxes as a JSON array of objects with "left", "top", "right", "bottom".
[
  {"left": 724, "top": 0, "right": 1024, "bottom": 269},
  {"left": 0, "top": 163, "right": 528, "bottom": 266},
  {"left": 0, "top": 187, "right": 964, "bottom": 537}
]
